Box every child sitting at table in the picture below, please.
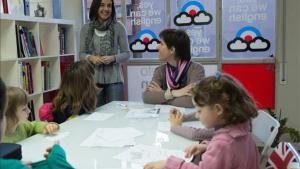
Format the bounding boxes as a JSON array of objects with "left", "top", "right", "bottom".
[
  {"left": 144, "top": 73, "right": 261, "bottom": 169},
  {"left": 52, "top": 60, "right": 99, "bottom": 123},
  {"left": 3, "top": 87, "right": 59, "bottom": 143}
]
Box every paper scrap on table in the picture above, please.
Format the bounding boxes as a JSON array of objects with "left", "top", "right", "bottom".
[
  {"left": 155, "top": 105, "right": 186, "bottom": 114},
  {"left": 45, "top": 132, "right": 69, "bottom": 141},
  {"left": 125, "top": 108, "right": 160, "bottom": 119},
  {"left": 84, "top": 113, "right": 114, "bottom": 121},
  {"left": 114, "top": 145, "right": 191, "bottom": 165}
]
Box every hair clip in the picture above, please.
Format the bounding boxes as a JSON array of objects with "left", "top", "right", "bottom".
[{"left": 215, "top": 71, "right": 221, "bottom": 80}]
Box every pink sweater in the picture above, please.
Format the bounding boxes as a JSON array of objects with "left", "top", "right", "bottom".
[{"left": 166, "top": 122, "right": 261, "bottom": 169}]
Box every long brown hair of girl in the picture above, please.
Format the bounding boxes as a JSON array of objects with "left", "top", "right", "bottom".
[{"left": 53, "top": 61, "right": 98, "bottom": 115}]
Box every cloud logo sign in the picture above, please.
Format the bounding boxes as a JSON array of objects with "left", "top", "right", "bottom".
[
  {"left": 174, "top": 1, "right": 213, "bottom": 26},
  {"left": 227, "top": 26, "right": 271, "bottom": 52},
  {"left": 130, "top": 29, "right": 160, "bottom": 52}
]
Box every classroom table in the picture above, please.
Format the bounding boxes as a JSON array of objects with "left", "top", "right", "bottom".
[{"left": 19, "top": 101, "right": 198, "bottom": 169}]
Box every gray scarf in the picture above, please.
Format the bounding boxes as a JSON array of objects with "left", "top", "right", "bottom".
[{"left": 85, "top": 18, "right": 115, "bottom": 55}]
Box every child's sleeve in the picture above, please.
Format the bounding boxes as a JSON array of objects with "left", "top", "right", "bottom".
[
  {"left": 48, "top": 144, "right": 74, "bottom": 168},
  {"left": 22, "top": 121, "right": 48, "bottom": 136},
  {"left": 171, "top": 126, "right": 214, "bottom": 141},
  {"left": 165, "top": 140, "right": 233, "bottom": 169}
]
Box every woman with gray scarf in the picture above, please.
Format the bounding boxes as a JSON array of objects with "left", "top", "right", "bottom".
[{"left": 80, "top": 0, "right": 130, "bottom": 106}]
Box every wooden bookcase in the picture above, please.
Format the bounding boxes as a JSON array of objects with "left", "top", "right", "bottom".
[{"left": 0, "top": 14, "right": 76, "bottom": 120}]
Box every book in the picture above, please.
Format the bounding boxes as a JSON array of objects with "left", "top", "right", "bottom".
[
  {"left": 23, "top": 0, "right": 29, "bottom": 15},
  {"left": 52, "top": 0, "right": 61, "bottom": 19},
  {"left": 2, "top": 0, "right": 9, "bottom": 13}
]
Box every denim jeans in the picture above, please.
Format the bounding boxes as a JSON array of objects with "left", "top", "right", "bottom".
[{"left": 96, "top": 82, "right": 123, "bottom": 106}]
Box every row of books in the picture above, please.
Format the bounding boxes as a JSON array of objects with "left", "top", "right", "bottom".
[
  {"left": 18, "top": 61, "right": 53, "bottom": 94},
  {"left": 1, "top": 0, "right": 61, "bottom": 19},
  {"left": 16, "top": 24, "right": 38, "bottom": 58},
  {"left": 19, "top": 62, "right": 34, "bottom": 94}
]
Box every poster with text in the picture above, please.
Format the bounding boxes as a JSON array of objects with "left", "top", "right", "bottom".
[
  {"left": 222, "top": 0, "right": 276, "bottom": 59},
  {"left": 128, "top": 0, "right": 166, "bottom": 59},
  {"left": 170, "top": 0, "right": 216, "bottom": 58}
]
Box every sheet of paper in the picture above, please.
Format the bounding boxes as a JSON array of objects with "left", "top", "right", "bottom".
[
  {"left": 155, "top": 105, "right": 186, "bottom": 114},
  {"left": 84, "top": 113, "right": 114, "bottom": 121},
  {"left": 81, "top": 137, "right": 136, "bottom": 147},
  {"left": 125, "top": 108, "right": 160, "bottom": 119},
  {"left": 45, "top": 132, "right": 69, "bottom": 141},
  {"left": 114, "top": 145, "right": 190, "bottom": 165},
  {"left": 80, "top": 127, "right": 143, "bottom": 147},
  {"left": 98, "top": 127, "right": 144, "bottom": 141}
]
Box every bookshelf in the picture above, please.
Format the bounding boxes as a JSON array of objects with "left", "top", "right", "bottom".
[{"left": 0, "top": 14, "right": 76, "bottom": 120}]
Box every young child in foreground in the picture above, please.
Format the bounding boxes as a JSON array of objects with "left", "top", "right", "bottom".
[{"left": 144, "top": 73, "right": 261, "bottom": 169}]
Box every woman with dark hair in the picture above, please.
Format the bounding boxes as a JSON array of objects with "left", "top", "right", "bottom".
[
  {"left": 143, "top": 29, "right": 205, "bottom": 108},
  {"left": 80, "top": 0, "right": 130, "bottom": 106}
]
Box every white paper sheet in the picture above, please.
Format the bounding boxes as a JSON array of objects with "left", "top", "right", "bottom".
[
  {"left": 80, "top": 127, "right": 143, "bottom": 147},
  {"left": 125, "top": 108, "right": 160, "bottom": 119},
  {"left": 114, "top": 145, "right": 189, "bottom": 165},
  {"left": 84, "top": 113, "right": 114, "bottom": 121},
  {"left": 45, "top": 132, "right": 69, "bottom": 141},
  {"left": 98, "top": 127, "right": 144, "bottom": 141}
]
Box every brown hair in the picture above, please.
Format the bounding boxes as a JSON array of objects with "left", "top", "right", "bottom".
[
  {"left": 5, "top": 87, "right": 29, "bottom": 134},
  {"left": 89, "top": 0, "right": 116, "bottom": 21},
  {"left": 192, "top": 73, "right": 258, "bottom": 125},
  {"left": 159, "top": 29, "right": 191, "bottom": 61},
  {"left": 53, "top": 61, "right": 98, "bottom": 115},
  {"left": 0, "top": 78, "right": 7, "bottom": 140}
]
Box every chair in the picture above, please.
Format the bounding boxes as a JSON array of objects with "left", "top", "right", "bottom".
[{"left": 252, "top": 110, "right": 280, "bottom": 160}]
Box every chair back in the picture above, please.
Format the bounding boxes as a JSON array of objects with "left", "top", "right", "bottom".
[{"left": 252, "top": 110, "right": 280, "bottom": 158}]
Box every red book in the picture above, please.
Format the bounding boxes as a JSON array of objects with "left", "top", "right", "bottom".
[{"left": 2, "top": 0, "right": 9, "bottom": 13}]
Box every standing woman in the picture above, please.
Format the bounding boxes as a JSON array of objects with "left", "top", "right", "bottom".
[
  {"left": 80, "top": 0, "right": 130, "bottom": 106},
  {"left": 143, "top": 29, "right": 205, "bottom": 108}
]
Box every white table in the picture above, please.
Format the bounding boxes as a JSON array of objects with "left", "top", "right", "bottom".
[{"left": 19, "top": 101, "right": 198, "bottom": 169}]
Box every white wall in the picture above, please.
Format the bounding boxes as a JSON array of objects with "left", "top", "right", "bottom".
[
  {"left": 61, "top": 0, "right": 83, "bottom": 59},
  {"left": 276, "top": 0, "right": 300, "bottom": 130}
]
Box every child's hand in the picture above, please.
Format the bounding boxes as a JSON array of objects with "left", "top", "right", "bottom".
[
  {"left": 43, "top": 123, "right": 59, "bottom": 134},
  {"left": 169, "top": 108, "right": 183, "bottom": 127},
  {"left": 184, "top": 143, "right": 208, "bottom": 158},
  {"left": 144, "top": 160, "right": 165, "bottom": 169},
  {"left": 44, "top": 141, "right": 59, "bottom": 159}
]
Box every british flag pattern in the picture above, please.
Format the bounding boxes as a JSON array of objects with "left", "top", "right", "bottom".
[{"left": 266, "top": 142, "right": 300, "bottom": 169}]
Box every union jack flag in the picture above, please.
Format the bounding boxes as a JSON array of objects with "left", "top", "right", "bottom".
[{"left": 266, "top": 142, "right": 300, "bottom": 169}]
